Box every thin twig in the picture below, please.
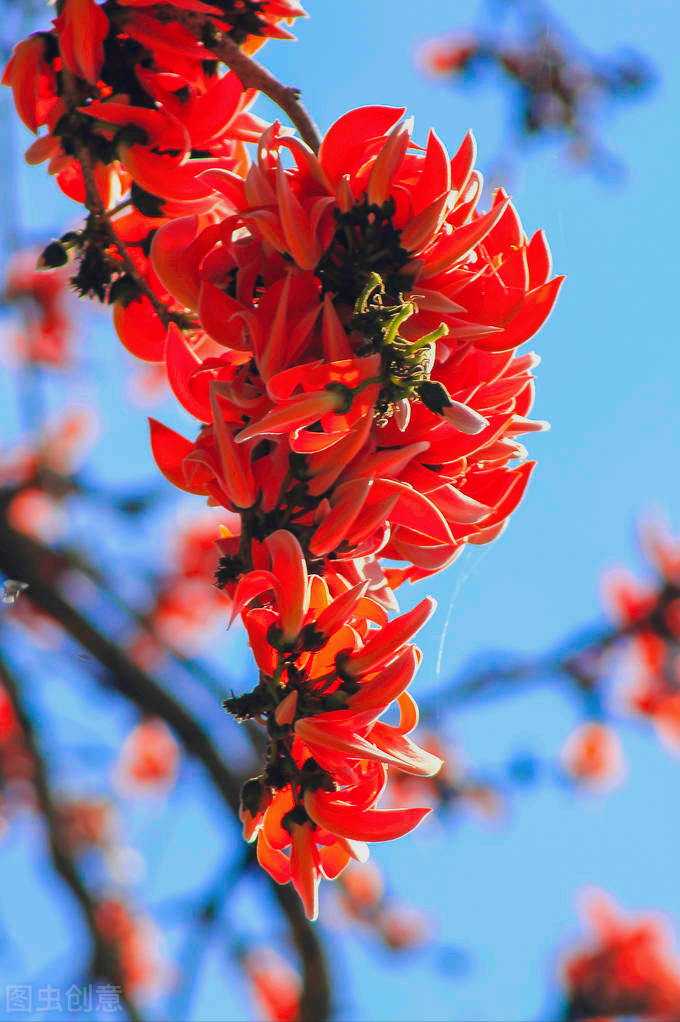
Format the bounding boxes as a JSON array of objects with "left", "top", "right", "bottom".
[
  {"left": 420, "top": 623, "right": 632, "bottom": 718},
  {"left": 0, "top": 652, "right": 143, "bottom": 1022},
  {"left": 73, "top": 142, "right": 174, "bottom": 325},
  {"left": 178, "top": 16, "right": 321, "bottom": 153},
  {"left": 211, "top": 36, "right": 321, "bottom": 153}
]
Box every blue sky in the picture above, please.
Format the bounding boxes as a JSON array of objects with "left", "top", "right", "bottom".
[{"left": 1, "top": 0, "right": 680, "bottom": 1019}]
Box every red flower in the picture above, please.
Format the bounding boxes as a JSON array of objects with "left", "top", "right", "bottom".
[
  {"left": 114, "top": 719, "right": 179, "bottom": 796},
  {"left": 563, "top": 891, "right": 680, "bottom": 1020},
  {"left": 1, "top": 35, "right": 57, "bottom": 133},
  {"left": 604, "top": 521, "right": 680, "bottom": 756},
  {"left": 95, "top": 900, "right": 168, "bottom": 995},
  {"left": 560, "top": 722, "right": 626, "bottom": 793},
  {"left": 209, "top": 109, "right": 562, "bottom": 350},
  {"left": 244, "top": 947, "right": 301, "bottom": 1022},
  {"left": 53, "top": 0, "right": 109, "bottom": 85}
]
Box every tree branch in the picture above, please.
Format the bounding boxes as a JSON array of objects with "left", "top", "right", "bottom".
[
  {"left": 176, "top": 17, "right": 321, "bottom": 153},
  {"left": 209, "top": 35, "right": 321, "bottom": 153},
  {"left": 419, "top": 623, "right": 634, "bottom": 719},
  {"left": 0, "top": 652, "right": 143, "bottom": 1022}
]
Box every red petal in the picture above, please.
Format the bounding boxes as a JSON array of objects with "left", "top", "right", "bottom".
[
  {"left": 305, "top": 790, "right": 431, "bottom": 842},
  {"left": 369, "top": 723, "right": 442, "bottom": 776},
  {"left": 475, "top": 277, "right": 564, "bottom": 352},
  {"left": 113, "top": 296, "right": 167, "bottom": 363},
  {"left": 166, "top": 324, "right": 211, "bottom": 421},
  {"left": 319, "top": 106, "right": 406, "bottom": 186},
  {"left": 148, "top": 418, "right": 203, "bottom": 493}
]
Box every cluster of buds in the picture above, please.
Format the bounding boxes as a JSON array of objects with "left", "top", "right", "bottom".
[
  {"left": 4, "top": 1, "right": 561, "bottom": 919},
  {"left": 562, "top": 890, "right": 680, "bottom": 1020}
]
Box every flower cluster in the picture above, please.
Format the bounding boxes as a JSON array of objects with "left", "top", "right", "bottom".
[
  {"left": 562, "top": 890, "right": 680, "bottom": 1020},
  {"left": 604, "top": 522, "right": 680, "bottom": 753},
  {"left": 4, "top": 2, "right": 560, "bottom": 919},
  {"left": 146, "top": 108, "right": 559, "bottom": 919},
  {"left": 3, "top": 0, "right": 303, "bottom": 309}
]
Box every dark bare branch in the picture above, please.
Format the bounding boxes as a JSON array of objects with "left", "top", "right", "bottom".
[{"left": 0, "top": 653, "right": 143, "bottom": 1022}]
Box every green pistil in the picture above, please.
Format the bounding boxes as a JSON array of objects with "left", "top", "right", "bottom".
[
  {"left": 315, "top": 197, "right": 414, "bottom": 305},
  {"left": 351, "top": 276, "right": 450, "bottom": 424}
]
